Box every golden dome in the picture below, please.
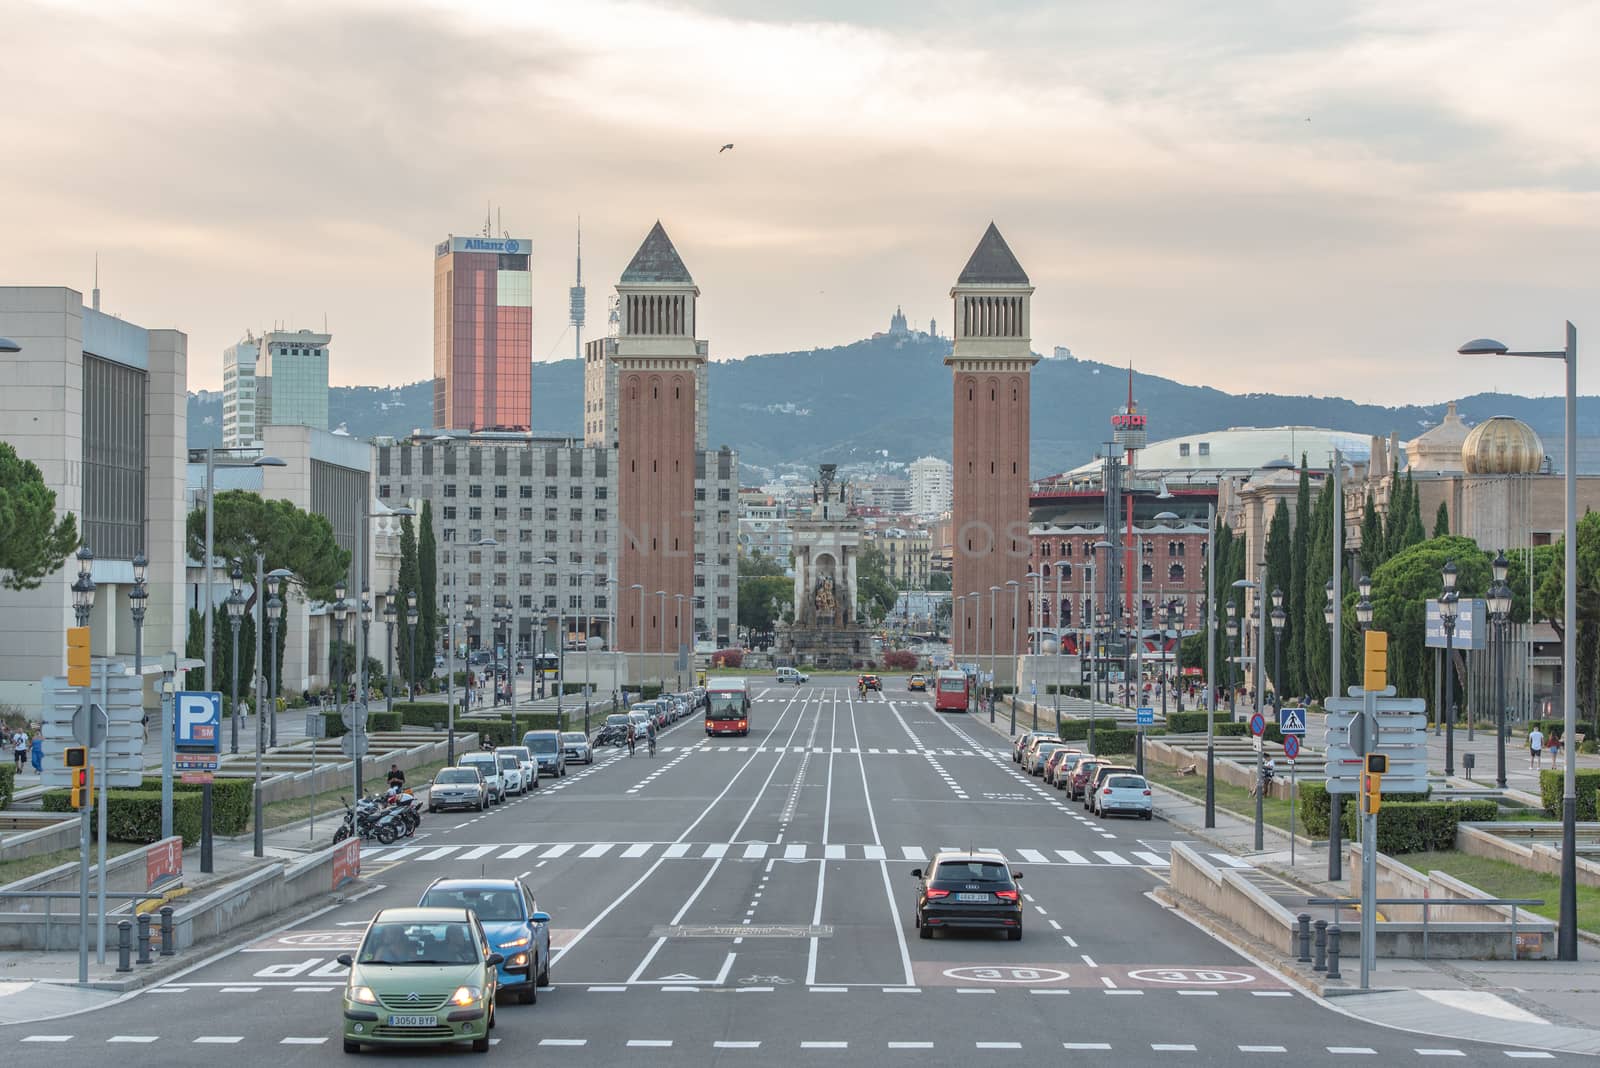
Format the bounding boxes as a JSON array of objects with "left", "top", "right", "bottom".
[{"left": 1462, "top": 416, "right": 1544, "bottom": 475}]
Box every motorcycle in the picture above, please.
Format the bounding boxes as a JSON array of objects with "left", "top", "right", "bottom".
[
  {"left": 333, "top": 796, "right": 406, "bottom": 845},
  {"left": 380, "top": 786, "right": 423, "bottom": 835}
]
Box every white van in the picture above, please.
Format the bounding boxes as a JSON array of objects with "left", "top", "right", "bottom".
[
  {"left": 776, "top": 667, "right": 809, "bottom": 684},
  {"left": 459, "top": 751, "right": 506, "bottom": 804}
]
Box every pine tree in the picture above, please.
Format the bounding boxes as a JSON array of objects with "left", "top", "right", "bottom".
[
  {"left": 1400, "top": 471, "right": 1426, "bottom": 550},
  {"left": 1264, "top": 498, "right": 1293, "bottom": 699},
  {"left": 1359, "top": 491, "right": 1384, "bottom": 576},
  {"left": 1300, "top": 473, "right": 1335, "bottom": 699},
  {"left": 1286, "top": 455, "right": 1311, "bottom": 696},
  {"left": 1433, "top": 500, "right": 1450, "bottom": 538},
  {"left": 396, "top": 515, "right": 419, "bottom": 690},
  {"left": 418, "top": 500, "right": 438, "bottom": 671}
]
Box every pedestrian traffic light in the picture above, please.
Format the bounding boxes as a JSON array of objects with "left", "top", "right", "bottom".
[
  {"left": 65, "top": 747, "right": 92, "bottom": 808},
  {"left": 1365, "top": 753, "right": 1388, "bottom": 774},
  {"left": 1363, "top": 629, "right": 1388, "bottom": 692},
  {"left": 67, "top": 626, "right": 91, "bottom": 687}
]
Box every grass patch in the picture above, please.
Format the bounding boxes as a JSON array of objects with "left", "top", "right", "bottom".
[
  {"left": 1143, "top": 762, "right": 1300, "bottom": 835},
  {"left": 254, "top": 759, "right": 453, "bottom": 835},
  {"left": 1402, "top": 850, "right": 1600, "bottom": 934},
  {"left": 0, "top": 841, "right": 140, "bottom": 887}
]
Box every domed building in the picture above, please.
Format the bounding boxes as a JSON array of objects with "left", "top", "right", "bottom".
[{"left": 1462, "top": 416, "right": 1545, "bottom": 475}]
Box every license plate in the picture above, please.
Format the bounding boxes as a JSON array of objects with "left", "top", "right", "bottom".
[
  {"left": 956, "top": 892, "right": 989, "bottom": 902},
  {"left": 387, "top": 1014, "right": 437, "bottom": 1027}
]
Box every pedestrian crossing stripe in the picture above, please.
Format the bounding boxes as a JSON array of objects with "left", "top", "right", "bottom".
[
  {"left": 654, "top": 745, "right": 982, "bottom": 757},
  {"left": 362, "top": 841, "right": 1247, "bottom": 869}
]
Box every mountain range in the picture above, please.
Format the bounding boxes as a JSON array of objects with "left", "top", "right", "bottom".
[{"left": 188, "top": 332, "right": 1600, "bottom": 479}]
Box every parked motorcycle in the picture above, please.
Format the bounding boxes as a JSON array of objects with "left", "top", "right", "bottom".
[{"left": 333, "top": 796, "right": 404, "bottom": 845}]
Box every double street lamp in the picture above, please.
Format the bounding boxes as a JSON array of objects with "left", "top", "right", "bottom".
[
  {"left": 1270, "top": 587, "right": 1286, "bottom": 711},
  {"left": 382, "top": 587, "right": 397, "bottom": 713},
  {"left": 1224, "top": 600, "right": 1239, "bottom": 719},
  {"left": 1438, "top": 562, "right": 1458, "bottom": 777},
  {"left": 1488, "top": 551, "right": 1513, "bottom": 790},
  {"left": 406, "top": 590, "right": 419, "bottom": 702},
  {"left": 226, "top": 562, "right": 246, "bottom": 755}
]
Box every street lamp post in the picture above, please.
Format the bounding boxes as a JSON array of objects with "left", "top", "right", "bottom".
[
  {"left": 331, "top": 582, "right": 352, "bottom": 794},
  {"left": 989, "top": 585, "right": 1000, "bottom": 724},
  {"left": 1459, "top": 324, "right": 1579, "bottom": 961},
  {"left": 382, "top": 587, "right": 397, "bottom": 713},
  {"left": 1053, "top": 564, "right": 1063, "bottom": 735},
  {"left": 1007, "top": 578, "right": 1021, "bottom": 736},
  {"left": 1225, "top": 600, "right": 1239, "bottom": 721},
  {"left": 1204, "top": 502, "right": 1217, "bottom": 829},
  {"left": 359, "top": 585, "right": 372, "bottom": 713},
  {"left": 266, "top": 576, "right": 284, "bottom": 763},
  {"left": 70, "top": 548, "right": 97, "bottom": 975},
  {"left": 129, "top": 552, "right": 150, "bottom": 816},
  {"left": 226, "top": 563, "right": 245, "bottom": 755},
  {"left": 406, "top": 590, "right": 418, "bottom": 703},
  {"left": 1489, "top": 551, "right": 1512, "bottom": 790},
  {"left": 675, "top": 593, "right": 686, "bottom": 692},
  {"left": 632, "top": 583, "right": 645, "bottom": 699},
  {"left": 656, "top": 590, "right": 668, "bottom": 693},
  {"left": 1439, "top": 563, "right": 1457, "bottom": 777},
  {"left": 581, "top": 570, "right": 596, "bottom": 735},
  {"left": 1270, "top": 587, "right": 1286, "bottom": 710}
]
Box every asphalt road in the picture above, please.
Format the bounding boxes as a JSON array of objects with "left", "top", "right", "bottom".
[{"left": 7, "top": 680, "right": 1573, "bottom": 1065}]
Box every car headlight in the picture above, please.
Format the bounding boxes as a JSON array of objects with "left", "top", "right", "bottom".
[
  {"left": 509, "top": 953, "right": 528, "bottom": 967},
  {"left": 350, "top": 985, "right": 378, "bottom": 1004},
  {"left": 500, "top": 935, "right": 531, "bottom": 948},
  {"left": 449, "top": 986, "right": 482, "bottom": 1007}
]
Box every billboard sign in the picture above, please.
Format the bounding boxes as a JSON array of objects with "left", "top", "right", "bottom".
[{"left": 1425, "top": 598, "right": 1487, "bottom": 651}]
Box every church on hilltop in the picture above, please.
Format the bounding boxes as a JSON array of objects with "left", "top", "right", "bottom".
[{"left": 873, "top": 305, "right": 939, "bottom": 342}]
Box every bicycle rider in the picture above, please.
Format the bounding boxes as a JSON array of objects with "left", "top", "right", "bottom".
[
  {"left": 626, "top": 720, "right": 637, "bottom": 757},
  {"left": 646, "top": 715, "right": 657, "bottom": 757}
]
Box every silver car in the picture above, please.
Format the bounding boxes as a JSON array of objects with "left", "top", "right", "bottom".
[
  {"left": 560, "top": 731, "right": 593, "bottom": 765},
  {"left": 1026, "top": 741, "right": 1065, "bottom": 776},
  {"left": 1097, "top": 773, "right": 1154, "bottom": 819},
  {"left": 428, "top": 766, "right": 489, "bottom": 812}
]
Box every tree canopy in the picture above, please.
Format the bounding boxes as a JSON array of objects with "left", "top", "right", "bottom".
[
  {"left": 0, "top": 440, "right": 79, "bottom": 590},
  {"left": 185, "top": 490, "right": 350, "bottom": 600},
  {"left": 855, "top": 546, "right": 899, "bottom": 623}
]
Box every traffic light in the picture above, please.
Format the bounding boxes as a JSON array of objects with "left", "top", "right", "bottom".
[
  {"left": 1361, "top": 753, "right": 1386, "bottom": 815},
  {"left": 1363, "top": 629, "right": 1388, "bottom": 692},
  {"left": 65, "top": 746, "right": 92, "bottom": 808},
  {"left": 1364, "top": 753, "right": 1389, "bottom": 774},
  {"left": 67, "top": 627, "right": 91, "bottom": 687}
]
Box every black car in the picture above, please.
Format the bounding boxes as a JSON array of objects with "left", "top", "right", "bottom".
[{"left": 911, "top": 851, "right": 1024, "bottom": 941}]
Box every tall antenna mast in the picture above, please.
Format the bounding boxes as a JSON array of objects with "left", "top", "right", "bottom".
[
  {"left": 92, "top": 253, "right": 101, "bottom": 312},
  {"left": 569, "top": 215, "right": 587, "bottom": 360}
]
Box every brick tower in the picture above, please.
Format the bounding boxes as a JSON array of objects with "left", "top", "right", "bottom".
[
  {"left": 947, "top": 223, "right": 1037, "bottom": 664},
  {"left": 612, "top": 222, "right": 705, "bottom": 661}
]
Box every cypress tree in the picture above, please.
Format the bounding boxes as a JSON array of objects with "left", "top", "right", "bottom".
[
  {"left": 1433, "top": 500, "right": 1450, "bottom": 538},
  {"left": 1359, "top": 491, "right": 1384, "bottom": 576},
  {"left": 1300, "top": 472, "right": 1335, "bottom": 699},
  {"left": 1264, "top": 497, "right": 1293, "bottom": 698},
  {"left": 418, "top": 500, "right": 438, "bottom": 668},
  {"left": 1286, "top": 455, "right": 1311, "bottom": 696},
  {"left": 396, "top": 515, "right": 419, "bottom": 688},
  {"left": 1400, "top": 471, "right": 1426, "bottom": 551}
]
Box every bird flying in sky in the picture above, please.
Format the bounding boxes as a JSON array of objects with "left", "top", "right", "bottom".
[{"left": 719, "top": 143, "right": 734, "bottom": 152}]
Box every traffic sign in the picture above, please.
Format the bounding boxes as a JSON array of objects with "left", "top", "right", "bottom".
[
  {"left": 1323, "top": 694, "right": 1429, "bottom": 794},
  {"left": 175, "top": 691, "right": 222, "bottom": 749},
  {"left": 340, "top": 706, "right": 368, "bottom": 732},
  {"left": 340, "top": 733, "right": 369, "bottom": 758},
  {"left": 1278, "top": 706, "right": 1306, "bottom": 736},
  {"left": 174, "top": 750, "right": 220, "bottom": 773},
  {"left": 1283, "top": 734, "right": 1301, "bottom": 760},
  {"left": 43, "top": 666, "right": 145, "bottom": 788},
  {"left": 72, "top": 702, "right": 107, "bottom": 748},
  {"left": 1249, "top": 712, "right": 1266, "bottom": 737},
  {"left": 1136, "top": 706, "right": 1154, "bottom": 727},
  {"left": 1252, "top": 734, "right": 1264, "bottom": 753}
]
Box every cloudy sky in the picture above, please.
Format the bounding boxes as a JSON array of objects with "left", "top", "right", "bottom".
[{"left": 4, "top": 0, "right": 1597, "bottom": 402}]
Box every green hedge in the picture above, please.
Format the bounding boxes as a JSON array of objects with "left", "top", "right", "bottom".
[
  {"left": 0, "top": 762, "right": 14, "bottom": 809},
  {"left": 1044, "top": 685, "right": 1090, "bottom": 698},
  {"left": 1087, "top": 729, "right": 1139, "bottom": 755},
  {"left": 1059, "top": 719, "right": 1121, "bottom": 741},
  {"left": 1298, "top": 781, "right": 1432, "bottom": 837},
  {"left": 41, "top": 776, "right": 251, "bottom": 844},
  {"left": 1341, "top": 798, "right": 1501, "bottom": 854},
  {"left": 367, "top": 711, "right": 402, "bottom": 732},
  {"left": 1539, "top": 769, "right": 1600, "bottom": 819}
]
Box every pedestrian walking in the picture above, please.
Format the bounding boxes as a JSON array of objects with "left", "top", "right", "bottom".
[
  {"left": 12, "top": 725, "right": 28, "bottom": 771},
  {"left": 1529, "top": 725, "right": 1545, "bottom": 769}
]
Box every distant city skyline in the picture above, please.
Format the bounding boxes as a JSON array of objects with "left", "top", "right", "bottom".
[{"left": 5, "top": 1, "right": 1596, "bottom": 404}]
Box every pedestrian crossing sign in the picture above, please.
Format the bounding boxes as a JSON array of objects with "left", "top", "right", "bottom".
[{"left": 1278, "top": 706, "right": 1306, "bottom": 736}]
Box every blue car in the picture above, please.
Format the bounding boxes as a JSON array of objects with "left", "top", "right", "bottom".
[{"left": 417, "top": 877, "right": 551, "bottom": 1003}]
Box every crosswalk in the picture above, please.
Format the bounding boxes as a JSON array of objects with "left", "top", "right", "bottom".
[
  {"left": 363, "top": 839, "right": 1252, "bottom": 869},
  {"left": 662, "top": 744, "right": 982, "bottom": 757}
]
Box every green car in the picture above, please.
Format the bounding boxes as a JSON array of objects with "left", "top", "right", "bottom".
[{"left": 337, "top": 906, "right": 503, "bottom": 1054}]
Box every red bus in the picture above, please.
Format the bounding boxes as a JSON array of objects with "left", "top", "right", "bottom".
[
  {"left": 705, "top": 677, "right": 751, "bottom": 736},
  {"left": 933, "top": 670, "right": 971, "bottom": 713}
]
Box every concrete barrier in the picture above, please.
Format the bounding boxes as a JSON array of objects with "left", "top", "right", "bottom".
[
  {"left": 1456, "top": 822, "right": 1600, "bottom": 890},
  {"left": 1167, "top": 842, "right": 1300, "bottom": 954},
  {"left": 0, "top": 814, "right": 80, "bottom": 863},
  {"left": 168, "top": 839, "right": 362, "bottom": 952},
  {"left": 0, "top": 836, "right": 187, "bottom": 950}
]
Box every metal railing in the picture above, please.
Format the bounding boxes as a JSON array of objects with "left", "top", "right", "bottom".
[
  {"left": 0, "top": 890, "right": 175, "bottom": 952},
  {"left": 1306, "top": 895, "right": 1545, "bottom": 961}
]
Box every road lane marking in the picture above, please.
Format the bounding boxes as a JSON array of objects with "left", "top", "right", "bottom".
[
  {"left": 540, "top": 1039, "right": 587, "bottom": 1046},
  {"left": 21, "top": 1036, "right": 72, "bottom": 1043},
  {"left": 715, "top": 1040, "right": 761, "bottom": 1048},
  {"left": 587, "top": 985, "right": 627, "bottom": 992},
  {"left": 193, "top": 1037, "right": 243, "bottom": 1044},
  {"left": 863, "top": 845, "right": 886, "bottom": 860},
  {"left": 108, "top": 1036, "right": 159, "bottom": 1043},
  {"left": 901, "top": 846, "right": 926, "bottom": 861},
  {"left": 1240, "top": 1046, "right": 1288, "bottom": 1053},
  {"left": 1056, "top": 850, "right": 1090, "bottom": 864},
  {"left": 1153, "top": 1044, "right": 1198, "bottom": 1052},
  {"left": 663, "top": 843, "right": 690, "bottom": 858},
  {"left": 416, "top": 845, "right": 457, "bottom": 861},
  {"left": 628, "top": 1039, "right": 673, "bottom": 1047},
  {"left": 1065, "top": 1043, "right": 1112, "bottom": 1050},
  {"left": 1327, "top": 1048, "right": 1377, "bottom": 1055},
  {"left": 852, "top": 691, "right": 914, "bottom": 987},
  {"left": 785, "top": 843, "right": 806, "bottom": 859},
  {"left": 580, "top": 843, "right": 614, "bottom": 858},
  {"left": 280, "top": 1037, "right": 327, "bottom": 1044},
  {"left": 1414, "top": 1051, "right": 1465, "bottom": 1057},
  {"left": 810, "top": 986, "right": 847, "bottom": 993},
  {"left": 802, "top": 1041, "right": 848, "bottom": 1049},
  {"left": 540, "top": 843, "right": 574, "bottom": 858},
  {"left": 457, "top": 845, "right": 497, "bottom": 860},
  {"left": 499, "top": 843, "right": 538, "bottom": 858},
  {"left": 1133, "top": 851, "right": 1169, "bottom": 866},
  {"left": 977, "top": 1042, "right": 1022, "bottom": 1049},
  {"left": 621, "top": 843, "right": 651, "bottom": 858},
  {"left": 1018, "top": 849, "right": 1047, "bottom": 863},
  {"left": 889, "top": 1041, "right": 933, "bottom": 1049},
  {"left": 1081, "top": 954, "right": 1098, "bottom": 967}
]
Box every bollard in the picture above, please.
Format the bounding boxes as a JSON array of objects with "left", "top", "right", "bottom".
[
  {"left": 116, "top": 920, "right": 133, "bottom": 973},
  {"left": 158, "top": 905, "right": 175, "bottom": 956},
  {"left": 1326, "top": 923, "right": 1343, "bottom": 980},
  {"left": 136, "top": 912, "right": 153, "bottom": 965},
  {"left": 1297, "top": 913, "right": 1312, "bottom": 962},
  {"left": 1313, "top": 919, "right": 1328, "bottom": 972}
]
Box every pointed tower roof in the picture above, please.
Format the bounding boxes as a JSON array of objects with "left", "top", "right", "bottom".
[
  {"left": 956, "top": 222, "right": 1029, "bottom": 285},
  {"left": 620, "top": 221, "right": 694, "bottom": 285}
]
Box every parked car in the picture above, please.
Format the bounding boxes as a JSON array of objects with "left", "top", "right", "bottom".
[
  {"left": 1012, "top": 730, "right": 1055, "bottom": 764},
  {"left": 857, "top": 674, "right": 882, "bottom": 691},
  {"left": 497, "top": 746, "right": 536, "bottom": 790},
  {"left": 1025, "top": 740, "right": 1066, "bottom": 776},
  {"left": 1068, "top": 759, "right": 1105, "bottom": 801},
  {"left": 1087, "top": 764, "right": 1137, "bottom": 814},
  {"left": 337, "top": 906, "right": 501, "bottom": 1054},
  {"left": 560, "top": 731, "right": 593, "bottom": 765},
  {"left": 521, "top": 730, "right": 568, "bottom": 778},
  {"left": 459, "top": 752, "right": 506, "bottom": 804},
  {"left": 495, "top": 752, "right": 526, "bottom": 795},
  {"left": 427, "top": 766, "right": 489, "bottom": 812},
  {"left": 416, "top": 877, "right": 552, "bottom": 1003},
  {"left": 910, "top": 851, "right": 1023, "bottom": 941},
  {"left": 1096, "top": 772, "right": 1155, "bottom": 819},
  {"left": 1042, "top": 748, "right": 1081, "bottom": 788}
]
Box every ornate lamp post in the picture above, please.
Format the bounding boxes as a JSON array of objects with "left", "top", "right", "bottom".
[
  {"left": 382, "top": 587, "right": 397, "bottom": 713},
  {"left": 359, "top": 585, "right": 373, "bottom": 712},
  {"left": 1489, "top": 551, "right": 1512, "bottom": 789},
  {"left": 1270, "top": 586, "right": 1286, "bottom": 711},
  {"left": 266, "top": 573, "right": 286, "bottom": 747},
  {"left": 406, "top": 590, "right": 419, "bottom": 702},
  {"left": 1439, "top": 562, "right": 1457, "bottom": 776},
  {"left": 226, "top": 563, "right": 246, "bottom": 755},
  {"left": 1224, "top": 599, "right": 1239, "bottom": 721}
]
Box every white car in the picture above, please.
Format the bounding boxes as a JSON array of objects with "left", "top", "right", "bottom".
[
  {"left": 776, "top": 667, "right": 809, "bottom": 684},
  {"left": 498, "top": 745, "right": 538, "bottom": 790},
  {"left": 460, "top": 752, "right": 507, "bottom": 804},
  {"left": 496, "top": 752, "right": 526, "bottom": 795}
]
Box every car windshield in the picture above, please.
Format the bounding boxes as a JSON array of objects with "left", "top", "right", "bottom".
[
  {"left": 1034, "top": 742, "right": 1061, "bottom": 754},
  {"left": 606, "top": 715, "right": 630, "bottom": 727},
  {"left": 497, "top": 756, "right": 518, "bottom": 770},
  {"left": 1108, "top": 776, "right": 1147, "bottom": 789},
  {"left": 436, "top": 769, "right": 478, "bottom": 784},
  {"left": 931, "top": 860, "right": 1011, "bottom": 885},
  {"left": 561, "top": 733, "right": 586, "bottom": 744},
  {"left": 358, "top": 921, "right": 479, "bottom": 965},
  {"left": 527, "top": 735, "right": 559, "bottom": 753},
  {"left": 462, "top": 757, "right": 496, "bottom": 776},
  {"left": 419, "top": 887, "right": 524, "bottom": 922}
]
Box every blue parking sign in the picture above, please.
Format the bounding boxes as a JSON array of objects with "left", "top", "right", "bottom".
[
  {"left": 175, "top": 691, "right": 222, "bottom": 750},
  {"left": 1136, "top": 706, "right": 1154, "bottom": 727}
]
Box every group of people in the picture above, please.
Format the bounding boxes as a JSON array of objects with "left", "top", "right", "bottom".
[{"left": 625, "top": 716, "right": 656, "bottom": 757}]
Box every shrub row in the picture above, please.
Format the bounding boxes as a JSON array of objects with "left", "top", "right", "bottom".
[
  {"left": 1297, "top": 781, "right": 1430, "bottom": 838},
  {"left": 0, "top": 763, "right": 14, "bottom": 810},
  {"left": 1539, "top": 769, "right": 1600, "bottom": 820},
  {"left": 1339, "top": 798, "right": 1500, "bottom": 854},
  {"left": 41, "top": 776, "right": 253, "bottom": 844},
  {"left": 1043, "top": 685, "right": 1091, "bottom": 698},
  {"left": 1058, "top": 719, "right": 1121, "bottom": 741},
  {"left": 1086, "top": 729, "right": 1139, "bottom": 756}
]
